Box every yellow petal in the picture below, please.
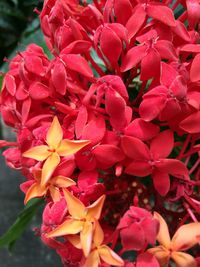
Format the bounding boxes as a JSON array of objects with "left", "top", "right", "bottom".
[
  {"left": 50, "top": 176, "right": 76, "bottom": 188},
  {"left": 23, "top": 145, "right": 50, "bottom": 161},
  {"left": 153, "top": 212, "right": 171, "bottom": 248},
  {"left": 49, "top": 186, "right": 61, "bottom": 202},
  {"left": 171, "top": 222, "right": 200, "bottom": 251},
  {"left": 148, "top": 246, "right": 170, "bottom": 266},
  {"left": 80, "top": 221, "right": 94, "bottom": 257},
  {"left": 56, "top": 139, "right": 90, "bottom": 157},
  {"left": 86, "top": 195, "right": 106, "bottom": 221},
  {"left": 93, "top": 220, "right": 104, "bottom": 247},
  {"left": 85, "top": 250, "right": 100, "bottom": 267},
  {"left": 171, "top": 251, "right": 197, "bottom": 267},
  {"left": 46, "top": 116, "right": 63, "bottom": 149},
  {"left": 41, "top": 152, "right": 60, "bottom": 186},
  {"left": 47, "top": 219, "right": 84, "bottom": 238},
  {"left": 98, "top": 245, "right": 124, "bottom": 266},
  {"left": 63, "top": 189, "right": 86, "bottom": 219},
  {"left": 67, "top": 235, "right": 82, "bottom": 249},
  {"left": 24, "top": 183, "right": 47, "bottom": 204}
]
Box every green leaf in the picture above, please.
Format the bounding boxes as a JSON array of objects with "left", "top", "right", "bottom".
[{"left": 0, "top": 198, "right": 43, "bottom": 251}]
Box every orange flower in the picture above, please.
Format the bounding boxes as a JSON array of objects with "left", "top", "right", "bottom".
[
  {"left": 24, "top": 169, "right": 76, "bottom": 204},
  {"left": 23, "top": 116, "right": 90, "bottom": 186},
  {"left": 84, "top": 221, "right": 124, "bottom": 267},
  {"left": 47, "top": 189, "right": 106, "bottom": 257},
  {"left": 148, "top": 212, "right": 200, "bottom": 267}
]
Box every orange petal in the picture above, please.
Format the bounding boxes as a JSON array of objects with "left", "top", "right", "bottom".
[
  {"left": 85, "top": 250, "right": 100, "bottom": 267},
  {"left": 23, "top": 145, "right": 50, "bottom": 161},
  {"left": 148, "top": 246, "right": 170, "bottom": 266},
  {"left": 46, "top": 116, "right": 63, "bottom": 149},
  {"left": 153, "top": 212, "right": 171, "bottom": 248},
  {"left": 56, "top": 139, "right": 90, "bottom": 157},
  {"left": 41, "top": 152, "right": 60, "bottom": 186},
  {"left": 80, "top": 221, "right": 93, "bottom": 257},
  {"left": 63, "top": 189, "right": 85, "bottom": 218},
  {"left": 24, "top": 183, "right": 47, "bottom": 204},
  {"left": 93, "top": 220, "right": 104, "bottom": 247},
  {"left": 33, "top": 169, "right": 42, "bottom": 181},
  {"left": 86, "top": 195, "right": 106, "bottom": 221},
  {"left": 171, "top": 222, "right": 200, "bottom": 251},
  {"left": 50, "top": 176, "right": 76, "bottom": 188},
  {"left": 47, "top": 219, "right": 84, "bottom": 238},
  {"left": 49, "top": 186, "right": 61, "bottom": 202},
  {"left": 171, "top": 251, "right": 197, "bottom": 267},
  {"left": 67, "top": 235, "right": 81, "bottom": 249},
  {"left": 98, "top": 245, "right": 124, "bottom": 266}
]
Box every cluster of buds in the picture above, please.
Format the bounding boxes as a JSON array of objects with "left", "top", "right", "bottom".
[{"left": 1, "top": 0, "right": 200, "bottom": 266}]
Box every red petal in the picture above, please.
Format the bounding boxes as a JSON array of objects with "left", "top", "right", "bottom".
[
  {"left": 146, "top": 3, "right": 176, "bottom": 27},
  {"left": 139, "top": 96, "right": 166, "bottom": 121},
  {"left": 121, "top": 136, "right": 150, "bottom": 160},
  {"left": 180, "top": 112, "right": 200, "bottom": 133},
  {"left": 155, "top": 159, "right": 188, "bottom": 177},
  {"left": 125, "top": 161, "right": 152, "bottom": 176},
  {"left": 125, "top": 118, "right": 160, "bottom": 141},
  {"left": 75, "top": 105, "right": 88, "bottom": 139},
  {"left": 24, "top": 56, "right": 45, "bottom": 76},
  {"left": 186, "top": 0, "right": 200, "bottom": 29},
  {"left": 5, "top": 74, "right": 16, "bottom": 96},
  {"left": 126, "top": 5, "right": 146, "bottom": 39},
  {"left": 136, "top": 252, "right": 160, "bottom": 267},
  {"left": 78, "top": 171, "right": 98, "bottom": 191},
  {"left": 120, "top": 45, "right": 147, "bottom": 72},
  {"left": 155, "top": 40, "right": 177, "bottom": 61},
  {"left": 61, "top": 54, "right": 93, "bottom": 78},
  {"left": 29, "top": 82, "right": 49, "bottom": 99},
  {"left": 150, "top": 130, "right": 174, "bottom": 158},
  {"left": 152, "top": 170, "right": 170, "bottom": 196},
  {"left": 52, "top": 62, "right": 67, "bottom": 95},
  {"left": 140, "top": 49, "right": 161, "bottom": 81},
  {"left": 190, "top": 54, "right": 200, "bottom": 82},
  {"left": 100, "top": 26, "right": 122, "bottom": 66},
  {"left": 93, "top": 145, "right": 124, "bottom": 167}
]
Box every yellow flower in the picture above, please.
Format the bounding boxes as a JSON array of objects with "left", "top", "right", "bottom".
[
  {"left": 85, "top": 221, "right": 124, "bottom": 267},
  {"left": 23, "top": 116, "right": 90, "bottom": 186},
  {"left": 148, "top": 212, "right": 200, "bottom": 267},
  {"left": 47, "top": 189, "right": 106, "bottom": 257},
  {"left": 24, "top": 169, "right": 76, "bottom": 204}
]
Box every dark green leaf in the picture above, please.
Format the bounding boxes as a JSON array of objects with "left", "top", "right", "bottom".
[{"left": 0, "top": 198, "right": 43, "bottom": 251}]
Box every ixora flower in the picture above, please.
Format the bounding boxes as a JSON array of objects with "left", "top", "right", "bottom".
[
  {"left": 47, "top": 189, "right": 106, "bottom": 257},
  {"left": 84, "top": 221, "right": 124, "bottom": 267},
  {"left": 23, "top": 116, "right": 90, "bottom": 186},
  {"left": 148, "top": 212, "right": 200, "bottom": 267},
  {"left": 21, "top": 169, "right": 76, "bottom": 204}
]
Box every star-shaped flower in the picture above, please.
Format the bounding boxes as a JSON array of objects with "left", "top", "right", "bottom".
[
  {"left": 85, "top": 221, "right": 124, "bottom": 267},
  {"left": 23, "top": 116, "right": 90, "bottom": 186},
  {"left": 47, "top": 189, "right": 106, "bottom": 257},
  {"left": 148, "top": 212, "right": 200, "bottom": 267},
  {"left": 23, "top": 169, "right": 76, "bottom": 204}
]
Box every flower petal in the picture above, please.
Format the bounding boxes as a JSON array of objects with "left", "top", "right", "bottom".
[
  {"left": 57, "top": 139, "right": 90, "bottom": 157},
  {"left": 148, "top": 246, "right": 170, "bottom": 266},
  {"left": 121, "top": 136, "right": 150, "bottom": 160},
  {"left": 46, "top": 116, "right": 63, "bottom": 149},
  {"left": 125, "top": 161, "right": 152, "bottom": 177},
  {"left": 93, "top": 220, "right": 104, "bottom": 247},
  {"left": 49, "top": 186, "right": 61, "bottom": 203},
  {"left": 150, "top": 130, "right": 174, "bottom": 159},
  {"left": 155, "top": 159, "right": 188, "bottom": 177},
  {"left": 46, "top": 219, "right": 84, "bottom": 238},
  {"left": 63, "top": 189, "right": 85, "bottom": 218},
  {"left": 171, "top": 251, "right": 197, "bottom": 267},
  {"left": 80, "top": 221, "right": 93, "bottom": 257},
  {"left": 50, "top": 176, "right": 76, "bottom": 188},
  {"left": 153, "top": 212, "right": 171, "bottom": 248},
  {"left": 98, "top": 245, "right": 124, "bottom": 266},
  {"left": 171, "top": 222, "right": 200, "bottom": 251},
  {"left": 23, "top": 145, "right": 50, "bottom": 161},
  {"left": 86, "top": 195, "right": 106, "bottom": 220},
  {"left": 41, "top": 153, "right": 60, "bottom": 186},
  {"left": 85, "top": 250, "right": 100, "bottom": 267},
  {"left": 24, "top": 183, "right": 47, "bottom": 204},
  {"left": 152, "top": 171, "right": 170, "bottom": 196}
]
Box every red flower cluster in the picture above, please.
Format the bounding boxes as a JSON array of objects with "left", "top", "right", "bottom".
[{"left": 1, "top": 0, "right": 200, "bottom": 266}]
